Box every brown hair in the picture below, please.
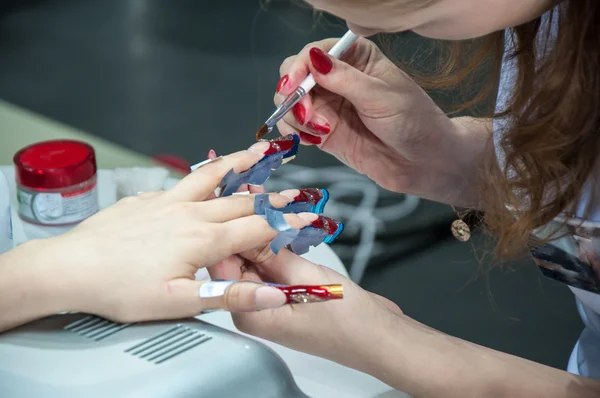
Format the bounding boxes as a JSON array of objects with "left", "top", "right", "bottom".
[{"left": 405, "top": 1, "right": 600, "bottom": 258}]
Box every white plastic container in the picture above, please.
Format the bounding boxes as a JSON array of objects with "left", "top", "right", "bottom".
[{"left": 0, "top": 170, "right": 13, "bottom": 254}]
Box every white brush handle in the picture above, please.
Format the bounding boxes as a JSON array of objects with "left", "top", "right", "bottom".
[
  {"left": 298, "top": 30, "right": 360, "bottom": 93},
  {"left": 264, "top": 30, "right": 360, "bottom": 131}
]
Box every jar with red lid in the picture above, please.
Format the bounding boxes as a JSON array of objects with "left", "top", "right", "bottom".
[{"left": 13, "top": 140, "right": 99, "bottom": 226}]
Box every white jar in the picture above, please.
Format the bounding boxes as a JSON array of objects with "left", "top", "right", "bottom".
[{"left": 0, "top": 170, "right": 13, "bottom": 254}]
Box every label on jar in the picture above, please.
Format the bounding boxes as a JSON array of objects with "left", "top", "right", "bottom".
[{"left": 17, "top": 182, "right": 99, "bottom": 225}]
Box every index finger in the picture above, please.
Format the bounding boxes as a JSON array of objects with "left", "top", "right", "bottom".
[
  {"left": 165, "top": 141, "right": 271, "bottom": 202},
  {"left": 277, "top": 38, "right": 340, "bottom": 97}
]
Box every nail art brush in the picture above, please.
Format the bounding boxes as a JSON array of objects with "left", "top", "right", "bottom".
[{"left": 256, "top": 30, "right": 360, "bottom": 140}]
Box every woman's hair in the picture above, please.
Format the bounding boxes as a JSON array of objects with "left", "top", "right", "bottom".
[{"left": 403, "top": 1, "right": 600, "bottom": 258}]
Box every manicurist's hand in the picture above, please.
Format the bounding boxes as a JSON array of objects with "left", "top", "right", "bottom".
[
  {"left": 275, "top": 37, "right": 484, "bottom": 205},
  {"left": 0, "top": 141, "right": 316, "bottom": 331}
]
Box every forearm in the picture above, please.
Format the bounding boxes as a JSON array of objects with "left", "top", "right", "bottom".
[
  {"left": 0, "top": 239, "right": 68, "bottom": 332},
  {"left": 360, "top": 315, "right": 600, "bottom": 398},
  {"left": 414, "top": 116, "right": 492, "bottom": 208}
]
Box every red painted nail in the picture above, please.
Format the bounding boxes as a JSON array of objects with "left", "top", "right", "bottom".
[
  {"left": 306, "top": 121, "right": 331, "bottom": 135},
  {"left": 276, "top": 74, "right": 289, "bottom": 93},
  {"left": 294, "top": 188, "right": 325, "bottom": 204},
  {"left": 207, "top": 149, "right": 217, "bottom": 160},
  {"left": 299, "top": 132, "right": 322, "bottom": 145},
  {"left": 263, "top": 134, "right": 300, "bottom": 155},
  {"left": 309, "top": 48, "right": 333, "bottom": 74},
  {"left": 293, "top": 103, "right": 306, "bottom": 125},
  {"left": 310, "top": 216, "right": 339, "bottom": 235},
  {"left": 273, "top": 284, "right": 343, "bottom": 303}
]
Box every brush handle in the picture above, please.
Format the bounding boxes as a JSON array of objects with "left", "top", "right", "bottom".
[
  {"left": 298, "top": 30, "right": 360, "bottom": 93},
  {"left": 263, "top": 30, "right": 360, "bottom": 131}
]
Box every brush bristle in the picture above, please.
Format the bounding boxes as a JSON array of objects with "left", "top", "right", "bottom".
[{"left": 256, "top": 124, "right": 269, "bottom": 141}]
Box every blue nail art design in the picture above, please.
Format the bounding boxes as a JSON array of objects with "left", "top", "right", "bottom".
[
  {"left": 217, "top": 134, "right": 300, "bottom": 197},
  {"left": 264, "top": 208, "right": 344, "bottom": 255}
]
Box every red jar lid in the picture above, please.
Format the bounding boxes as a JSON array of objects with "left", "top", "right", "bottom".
[{"left": 13, "top": 140, "right": 97, "bottom": 190}]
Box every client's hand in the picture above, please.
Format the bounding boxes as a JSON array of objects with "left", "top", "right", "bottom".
[
  {"left": 208, "top": 248, "right": 402, "bottom": 371},
  {"left": 25, "top": 142, "right": 315, "bottom": 323}
]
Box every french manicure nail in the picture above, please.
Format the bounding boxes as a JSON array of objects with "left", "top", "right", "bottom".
[
  {"left": 296, "top": 212, "right": 319, "bottom": 224},
  {"left": 306, "top": 121, "right": 331, "bottom": 135},
  {"left": 293, "top": 103, "right": 306, "bottom": 125},
  {"left": 255, "top": 286, "right": 287, "bottom": 309},
  {"left": 309, "top": 47, "right": 333, "bottom": 74},
  {"left": 299, "top": 132, "right": 322, "bottom": 145},
  {"left": 276, "top": 74, "right": 289, "bottom": 93},
  {"left": 247, "top": 141, "right": 271, "bottom": 155}
]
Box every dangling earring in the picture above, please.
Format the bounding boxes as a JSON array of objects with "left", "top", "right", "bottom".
[{"left": 451, "top": 206, "right": 471, "bottom": 242}]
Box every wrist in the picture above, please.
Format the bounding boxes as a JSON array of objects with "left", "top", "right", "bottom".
[
  {"left": 413, "top": 117, "right": 489, "bottom": 207},
  {"left": 0, "top": 238, "right": 75, "bottom": 330},
  {"left": 16, "top": 239, "right": 76, "bottom": 313}
]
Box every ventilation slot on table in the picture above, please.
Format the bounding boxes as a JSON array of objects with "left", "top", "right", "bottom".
[
  {"left": 64, "top": 315, "right": 133, "bottom": 341},
  {"left": 125, "top": 324, "right": 211, "bottom": 365}
]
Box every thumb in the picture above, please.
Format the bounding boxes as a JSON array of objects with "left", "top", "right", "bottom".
[
  {"left": 307, "top": 46, "right": 383, "bottom": 113},
  {"left": 197, "top": 280, "right": 287, "bottom": 312}
]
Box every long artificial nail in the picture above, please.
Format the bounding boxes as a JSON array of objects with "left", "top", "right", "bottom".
[
  {"left": 275, "top": 188, "right": 330, "bottom": 214},
  {"left": 293, "top": 103, "right": 306, "bottom": 125},
  {"left": 247, "top": 141, "right": 272, "bottom": 155},
  {"left": 310, "top": 215, "right": 340, "bottom": 236},
  {"left": 309, "top": 47, "right": 333, "bottom": 74},
  {"left": 299, "top": 132, "right": 322, "bottom": 145},
  {"left": 306, "top": 121, "right": 331, "bottom": 135},
  {"left": 198, "top": 280, "right": 342, "bottom": 306},
  {"left": 296, "top": 212, "right": 320, "bottom": 224},
  {"left": 267, "top": 283, "right": 344, "bottom": 304},
  {"left": 262, "top": 134, "right": 300, "bottom": 157},
  {"left": 208, "top": 149, "right": 217, "bottom": 160},
  {"left": 219, "top": 135, "right": 300, "bottom": 197},
  {"left": 276, "top": 75, "right": 289, "bottom": 93},
  {"left": 255, "top": 286, "right": 288, "bottom": 309}
]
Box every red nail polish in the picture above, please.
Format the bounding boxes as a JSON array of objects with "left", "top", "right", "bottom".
[
  {"left": 273, "top": 284, "right": 343, "bottom": 304},
  {"left": 293, "top": 103, "right": 306, "bottom": 125},
  {"left": 207, "top": 149, "right": 217, "bottom": 160},
  {"left": 263, "top": 134, "right": 300, "bottom": 155},
  {"left": 299, "top": 132, "right": 322, "bottom": 145},
  {"left": 276, "top": 75, "right": 289, "bottom": 93},
  {"left": 306, "top": 121, "right": 331, "bottom": 135},
  {"left": 310, "top": 216, "right": 339, "bottom": 235},
  {"left": 309, "top": 48, "right": 333, "bottom": 74},
  {"left": 294, "top": 188, "right": 325, "bottom": 204}
]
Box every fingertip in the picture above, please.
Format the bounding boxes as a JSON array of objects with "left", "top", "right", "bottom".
[{"left": 283, "top": 212, "right": 318, "bottom": 229}]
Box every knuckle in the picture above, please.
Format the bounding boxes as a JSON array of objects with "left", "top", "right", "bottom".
[
  {"left": 165, "top": 202, "right": 193, "bottom": 217},
  {"left": 137, "top": 191, "right": 162, "bottom": 200},
  {"left": 223, "top": 284, "right": 243, "bottom": 310},
  {"left": 117, "top": 196, "right": 140, "bottom": 206},
  {"left": 279, "top": 56, "right": 295, "bottom": 75},
  {"left": 250, "top": 244, "right": 274, "bottom": 265}
]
